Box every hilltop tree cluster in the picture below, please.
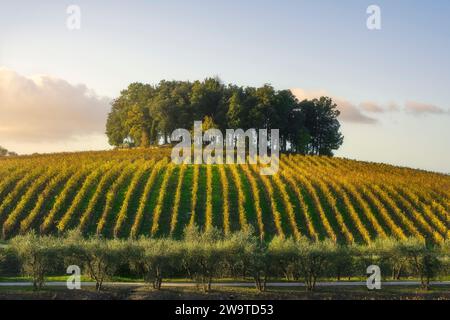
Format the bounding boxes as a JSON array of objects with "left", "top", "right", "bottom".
[{"left": 106, "top": 78, "right": 344, "bottom": 156}]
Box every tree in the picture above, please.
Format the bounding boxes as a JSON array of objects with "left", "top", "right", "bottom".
[
  {"left": 10, "top": 232, "right": 61, "bottom": 290},
  {"left": 399, "top": 238, "right": 442, "bottom": 290},
  {"left": 330, "top": 244, "right": 356, "bottom": 281},
  {"left": 371, "top": 238, "right": 410, "bottom": 280},
  {"left": 106, "top": 99, "right": 128, "bottom": 147},
  {"left": 299, "top": 97, "right": 344, "bottom": 156},
  {"left": 190, "top": 77, "right": 227, "bottom": 129},
  {"left": 226, "top": 89, "right": 245, "bottom": 129},
  {"left": 441, "top": 240, "right": 450, "bottom": 277},
  {"left": 76, "top": 237, "right": 127, "bottom": 291},
  {"left": 182, "top": 226, "right": 225, "bottom": 292},
  {"left": 268, "top": 236, "right": 299, "bottom": 281},
  {"left": 296, "top": 239, "right": 337, "bottom": 291},
  {"left": 124, "top": 104, "right": 152, "bottom": 147},
  {"left": 131, "top": 238, "right": 181, "bottom": 290},
  {"left": 148, "top": 80, "right": 192, "bottom": 144},
  {"left": 273, "top": 90, "right": 298, "bottom": 152},
  {"left": 0, "top": 247, "right": 6, "bottom": 276},
  {"left": 249, "top": 85, "right": 278, "bottom": 130},
  {"left": 220, "top": 228, "right": 271, "bottom": 292},
  {"left": 247, "top": 242, "right": 270, "bottom": 292},
  {"left": 0, "top": 146, "right": 8, "bottom": 156},
  {"left": 0, "top": 146, "right": 17, "bottom": 157},
  {"left": 286, "top": 106, "right": 311, "bottom": 154},
  {"left": 106, "top": 82, "right": 155, "bottom": 147}
]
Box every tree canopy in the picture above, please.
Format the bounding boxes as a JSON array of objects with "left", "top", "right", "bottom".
[
  {"left": 0, "top": 146, "right": 17, "bottom": 157},
  {"left": 106, "top": 78, "right": 343, "bottom": 156}
]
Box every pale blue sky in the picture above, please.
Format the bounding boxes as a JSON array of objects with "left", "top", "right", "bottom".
[{"left": 1, "top": 0, "right": 449, "bottom": 173}]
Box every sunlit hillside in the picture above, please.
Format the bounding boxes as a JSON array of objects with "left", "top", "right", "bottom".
[{"left": 0, "top": 148, "right": 448, "bottom": 243}]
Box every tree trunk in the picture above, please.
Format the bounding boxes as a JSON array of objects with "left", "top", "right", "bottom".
[
  {"left": 158, "top": 277, "right": 162, "bottom": 290},
  {"left": 207, "top": 276, "right": 212, "bottom": 292},
  {"left": 255, "top": 277, "right": 261, "bottom": 292}
]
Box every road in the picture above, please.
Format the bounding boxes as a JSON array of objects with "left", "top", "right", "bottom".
[{"left": 1, "top": 281, "right": 449, "bottom": 287}]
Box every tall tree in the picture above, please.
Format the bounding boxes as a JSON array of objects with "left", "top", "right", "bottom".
[
  {"left": 190, "top": 77, "right": 226, "bottom": 129},
  {"left": 226, "top": 88, "right": 246, "bottom": 129},
  {"left": 300, "top": 97, "right": 344, "bottom": 156},
  {"left": 106, "top": 82, "right": 154, "bottom": 147}
]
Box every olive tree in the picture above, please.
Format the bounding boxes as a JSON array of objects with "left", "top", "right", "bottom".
[
  {"left": 75, "top": 237, "right": 127, "bottom": 291},
  {"left": 131, "top": 238, "right": 181, "bottom": 290},
  {"left": 330, "top": 244, "right": 356, "bottom": 281},
  {"left": 296, "top": 239, "right": 337, "bottom": 291},
  {"left": 399, "top": 238, "right": 442, "bottom": 290},
  {"left": 371, "top": 238, "right": 410, "bottom": 280},
  {"left": 222, "top": 228, "right": 270, "bottom": 292},
  {"left": 0, "top": 246, "right": 6, "bottom": 275},
  {"left": 10, "top": 233, "right": 61, "bottom": 290},
  {"left": 182, "top": 226, "right": 225, "bottom": 292},
  {"left": 440, "top": 240, "right": 450, "bottom": 277},
  {"left": 247, "top": 242, "right": 270, "bottom": 292},
  {"left": 268, "top": 236, "right": 299, "bottom": 281}
]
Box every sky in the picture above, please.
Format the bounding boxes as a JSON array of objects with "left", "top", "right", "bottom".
[{"left": 0, "top": 0, "right": 449, "bottom": 173}]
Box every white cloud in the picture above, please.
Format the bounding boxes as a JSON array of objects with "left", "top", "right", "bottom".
[{"left": 0, "top": 67, "right": 111, "bottom": 144}]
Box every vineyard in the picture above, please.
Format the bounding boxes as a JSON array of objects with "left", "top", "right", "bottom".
[{"left": 0, "top": 148, "right": 448, "bottom": 243}]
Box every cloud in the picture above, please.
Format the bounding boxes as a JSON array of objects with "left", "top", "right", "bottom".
[
  {"left": 404, "top": 101, "right": 447, "bottom": 115},
  {"left": 359, "top": 100, "right": 448, "bottom": 116},
  {"left": 290, "top": 88, "right": 449, "bottom": 122},
  {"left": 360, "top": 101, "right": 385, "bottom": 113},
  {"left": 290, "top": 88, "right": 377, "bottom": 124},
  {"left": 0, "top": 68, "right": 111, "bottom": 143},
  {"left": 387, "top": 102, "right": 401, "bottom": 112}
]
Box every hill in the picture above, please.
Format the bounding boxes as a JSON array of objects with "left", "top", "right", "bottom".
[{"left": 0, "top": 148, "right": 448, "bottom": 242}]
